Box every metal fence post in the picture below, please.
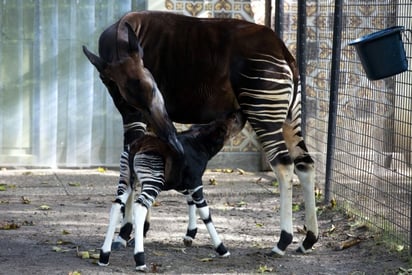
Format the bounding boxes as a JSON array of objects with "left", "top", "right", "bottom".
[
  {"left": 324, "top": 0, "right": 344, "bottom": 204},
  {"left": 274, "top": 0, "right": 284, "bottom": 39},
  {"left": 296, "top": 0, "right": 307, "bottom": 136}
]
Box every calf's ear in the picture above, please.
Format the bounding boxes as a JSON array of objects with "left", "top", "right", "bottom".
[{"left": 82, "top": 45, "right": 107, "bottom": 73}]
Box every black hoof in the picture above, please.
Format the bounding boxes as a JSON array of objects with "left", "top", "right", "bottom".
[
  {"left": 135, "top": 265, "right": 148, "bottom": 272},
  {"left": 216, "top": 243, "right": 230, "bottom": 257},
  {"left": 98, "top": 251, "right": 110, "bottom": 266}
]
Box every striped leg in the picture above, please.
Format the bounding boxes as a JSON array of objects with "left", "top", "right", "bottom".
[
  {"left": 133, "top": 153, "right": 165, "bottom": 272},
  {"left": 182, "top": 186, "right": 230, "bottom": 257},
  {"left": 183, "top": 194, "right": 198, "bottom": 247},
  {"left": 283, "top": 93, "right": 318, "bottom": 253},
  {"left": 237, "top": 54, "right": 318, "bottom": 255},
  {"left": 99, "top": 150, "right": 133, "bottom": 266}
]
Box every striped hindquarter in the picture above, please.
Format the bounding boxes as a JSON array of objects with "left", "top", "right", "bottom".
[{"left": 237, "top": 53, "right": 318, "bottom": 255}]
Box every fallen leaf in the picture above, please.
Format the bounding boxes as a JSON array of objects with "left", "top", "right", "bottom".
[
  {"left": 153, "top": 200, "right": 161, "bottom": 207},
  {"left": 334, "top": 238, "right": 361, "bottom": 251},
  {"left": 292, "top": 203, "right": 300, "bottom": 212},
  {"left": 255, "top": 223, "right": 264, "bottom": 227},
  {"left": 199, "top": 257, "right": 213, "bottom": 262},
  {"left": 395, "top": 244, "right": 404, "bottom": 252},
  {"left": 315, "top": 187, "right": 323, "bottom": 199},
  {"left": 38, "top": 205, "right": 51, "bottom": 210},
  {"left": 257, "top": 265, "right": 273, "bottom": 273},
  {"left": 52, "top": 246, "right": 63, "bottom": 252},
  {"left": 62, "top": 229, "right": 70, "bottom": 235},
  {"left": 22, "top": 171, "right": 33, "bottom": 176},
  {"left": 77, "top": 250, "right": 90, "bottom": 259},
  {"left": 236, "top": 168, "right": 245, "bottom": 175},
  {"left": 209, "top": 178, "right": 217, "bottom": 185},
  {"left": 255, "top": 177, "right": 262, "bottom": 184},
  {"left": 212, "top": 168, "right": 233, "bottom": 173},
  {"left": 330, "top": 198, "right": 337, "bottom": 208},
  {"left": 0, "top": 221, "right": 20, "bottom": 230},
  {"left": 90, "top": 253, "right": 100, "bottom": 259},
  {"left": 56, "top": 239, "right": 74, "bottom": 245},
  {"left": 0, "top": 183, "right": 15, "bottom": 191},
  {"left": 97, "top": 167, "right": 106, "bottom": 173},
  {"left": 21, "top": 196, "right": 31, "bottom": 204},
  {"left": 68, "top": 182, "right": 81, "bottom": 187},
  {"left": 68, "top": 271, "right": 81, "bottom": 275}
]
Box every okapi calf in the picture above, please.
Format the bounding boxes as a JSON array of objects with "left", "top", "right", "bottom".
[
  {"left": 83, "top": 10, "right": 318, "bottom": 258},
  {"left": 98, "top": 110, "right": 245, "bottom": 271}
]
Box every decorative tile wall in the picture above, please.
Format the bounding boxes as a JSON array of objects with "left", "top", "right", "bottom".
[{"left": 163, "top": 0, "right": 254, "bottom": 20}]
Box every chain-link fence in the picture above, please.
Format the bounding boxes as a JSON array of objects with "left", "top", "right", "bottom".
[{"left": 283, "top": 0, "right": 412, "bottom": 253}]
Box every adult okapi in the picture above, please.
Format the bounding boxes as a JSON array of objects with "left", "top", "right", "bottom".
[{"left": 83, "top": 10, "right": 318, "bottom": 270}]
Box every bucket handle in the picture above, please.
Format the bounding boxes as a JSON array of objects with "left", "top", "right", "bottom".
[{"left": 402, "top": 28, "right": 412, "bottom": 43}]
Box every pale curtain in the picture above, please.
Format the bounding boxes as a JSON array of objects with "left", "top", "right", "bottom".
[{"left": 0, "top": 0, "right": 146, "bottom": 167}]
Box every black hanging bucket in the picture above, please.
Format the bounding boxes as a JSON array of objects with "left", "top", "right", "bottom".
[{"left": 349, "top": 26, "right": 409, "bottom": 80}]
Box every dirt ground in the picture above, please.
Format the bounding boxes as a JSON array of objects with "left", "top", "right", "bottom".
[{"left": 0, "top": 168, "right": 410, "bottom": 275}]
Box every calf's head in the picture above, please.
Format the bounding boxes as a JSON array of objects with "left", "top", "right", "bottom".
[
  {"left": 189, "top": 109, "right": 246, "bottom": 157},
  {"left": 82, "top": 23, "right": 183, "bottom": 155}
]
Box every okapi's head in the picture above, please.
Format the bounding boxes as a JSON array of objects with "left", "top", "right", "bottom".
[{"left": 82, "top": 23, "right": 183, "bottom": 155}]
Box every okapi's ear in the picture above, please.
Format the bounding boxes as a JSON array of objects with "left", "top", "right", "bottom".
[
  {"left": 125, "top": 22, "right": 144, "bottom": 58},
  {"left": 82, "top": 45, "right": 107, "bottom": 73}
]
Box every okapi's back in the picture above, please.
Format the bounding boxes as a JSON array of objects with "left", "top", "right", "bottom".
[
  {"left": 110, "top": 11, "right": 299, "bottom": 122},
  {"left": 122, "top": 11, "right": 295, "bottom": 64}
]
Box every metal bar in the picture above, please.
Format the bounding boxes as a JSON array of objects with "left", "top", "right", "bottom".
[
  {"left": 274, "top": 0, "right": 283, "bottom": 39},
  {"left": 265, "top": 0, "right": 271, "bottom": 28},
  {"left": 324, "top": 0, "right": 344, "bottom": 204},
  {"left": 296, "top": 0, "right": 307, "bottom": 136}
]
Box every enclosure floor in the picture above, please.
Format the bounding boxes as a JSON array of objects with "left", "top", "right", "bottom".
[{"left": 0, "top": 169, "right": 409, "bottom": 274}]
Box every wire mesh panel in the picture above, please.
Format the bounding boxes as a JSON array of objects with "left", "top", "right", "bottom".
[
  {"left": 303, "top": 0, "right": 412, "bottom": 251},
  {"left": 335, "top": 0, "right": 411, "bottom": 251},
  {"left": 304, "top": 1, "right": 335, "bottom": 189}
]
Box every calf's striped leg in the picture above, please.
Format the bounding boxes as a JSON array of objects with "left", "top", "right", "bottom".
[
  {"left": 182, "top": 186, "right": 230, "bottom": 257},
  {"left": 113, "top": 187, "right": 135, "bottom": 249},
  {"left": 182, "top": 194, "right": 198, "bottom": 247},
  {"left": 99, "top": 150, "right": 133, "bottom": 266},
  {"left": 133, "top": 153, "right": 164, "bottom": 271}
]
